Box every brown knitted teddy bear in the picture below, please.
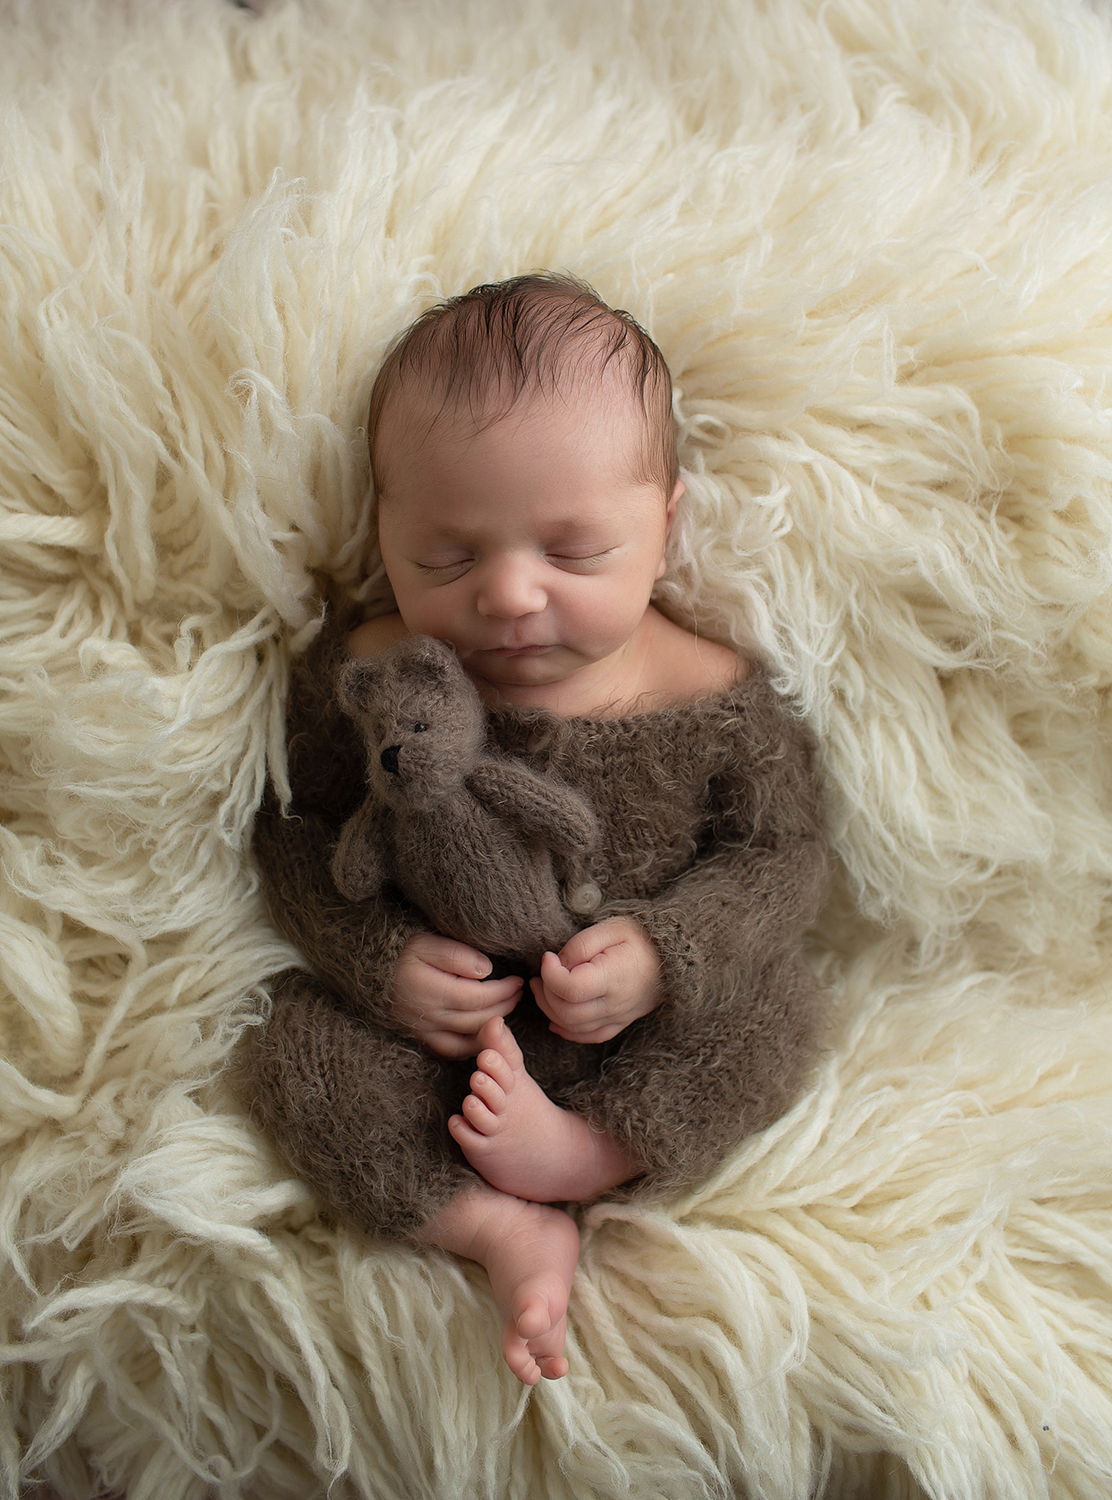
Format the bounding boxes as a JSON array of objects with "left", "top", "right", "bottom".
[{"left": 330, "top": 634, "right": 601, "bottom": 969}]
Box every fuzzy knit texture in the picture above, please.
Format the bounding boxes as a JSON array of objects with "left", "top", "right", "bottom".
[
  {"left": 2, "top": 1, "right": 1112, "bottom": 1497},
  {"left": 329, "top": 633, "right": 601, "bottom": 968},
  {"left": 241, "top": 614, "right": 828, "bottom": 1237}
]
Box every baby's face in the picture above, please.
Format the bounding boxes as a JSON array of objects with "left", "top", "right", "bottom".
[{"left": 375, "top": 380, "right": 679, "bottom": 707}]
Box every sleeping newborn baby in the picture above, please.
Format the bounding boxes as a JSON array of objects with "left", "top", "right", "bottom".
[{"left": 241, "top": 272, "right": 829, "bottom": 1384}]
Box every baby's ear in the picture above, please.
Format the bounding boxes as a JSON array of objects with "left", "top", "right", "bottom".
[{"left": 337, "top": 657, "right": 385, "bottom": 714}]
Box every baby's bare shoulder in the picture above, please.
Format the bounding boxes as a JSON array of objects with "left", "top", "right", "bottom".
[
  {"left": 347, "top": 612, "right": 410, "bottom": 659},
  {"left": 686, "top": 633, "right": 747, "bottom": 695},
  {"left": 649, "top": 611, "right": 746, "bottom": 703}
]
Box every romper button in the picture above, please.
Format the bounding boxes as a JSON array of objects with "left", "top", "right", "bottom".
[
  {"left": 527, "top": 728, "right": 553, "bottom": 753},
  {"left": 566, "top": 881, "right": 602, "bottom": 914}
]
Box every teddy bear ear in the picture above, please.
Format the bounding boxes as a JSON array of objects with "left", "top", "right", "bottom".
[
  {"left": 337, "top": 657, "right": 384, "bottom": 713},
  {"left": 400, "top": 634, "right": 460, "bottom": 681}
]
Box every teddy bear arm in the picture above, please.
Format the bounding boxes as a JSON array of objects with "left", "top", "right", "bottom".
[
  {"left": 465, "top": 760, "right": 600, "bottom": 855},
  {"left": 330, "top": 797, "right": 387, "bottom": 902}
]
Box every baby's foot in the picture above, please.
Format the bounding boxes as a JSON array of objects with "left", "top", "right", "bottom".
[
  {"left": 448, "top": 1017, "right": 640, "bottom": 1202},
  {"left": 487, "top": 1198, "right": 580, "bottom": 1384},
  {"left": 421, "top": 1186, "right": 580, "bottom": 1385}
]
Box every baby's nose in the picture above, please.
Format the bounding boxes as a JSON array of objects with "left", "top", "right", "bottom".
[{"left": 476, "top": 556, "right": 545, "bottom": 618}]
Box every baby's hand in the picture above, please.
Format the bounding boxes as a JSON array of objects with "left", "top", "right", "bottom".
[
  {"left": 392, "top": 933, "right": 523, "bottom": 1059},
  {"left": 530, "top": 918, "right": 662, "bottom": 1045}
]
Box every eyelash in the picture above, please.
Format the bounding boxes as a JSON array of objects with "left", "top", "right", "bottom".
[
  {"left": 553, "top": 553, "right": 611, "bottom": 573},
  {"left": 417, "top": 552, "right": 611, "bottom": 577}
]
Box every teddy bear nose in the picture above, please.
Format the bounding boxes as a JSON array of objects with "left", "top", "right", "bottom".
[{"left": 380, "top": 745, "right": 401, "bottom": 775}]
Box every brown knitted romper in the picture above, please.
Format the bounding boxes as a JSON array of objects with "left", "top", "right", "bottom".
[{"left": 236, "top": 613, "right": 829, "bottom": 1241}]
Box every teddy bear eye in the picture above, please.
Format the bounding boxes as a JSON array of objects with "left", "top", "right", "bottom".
[{"left": 413, "top": 722, "right": 428, "bottom": 733}]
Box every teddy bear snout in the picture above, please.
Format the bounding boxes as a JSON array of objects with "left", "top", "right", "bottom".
[{"left": 380, "top": 744, "right": 401, "bottom": 776}]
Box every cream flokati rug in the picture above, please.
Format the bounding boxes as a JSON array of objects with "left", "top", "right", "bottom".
[{"left": 2, "top": 0, "right": 1111, "bottom": 1495}]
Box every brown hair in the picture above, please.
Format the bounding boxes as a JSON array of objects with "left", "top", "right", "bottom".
[{"left": 367, "top": 273, "right": 678, "bottom": 496}]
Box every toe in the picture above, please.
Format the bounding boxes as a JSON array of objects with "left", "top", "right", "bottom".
[
  {"left": 497, "top": 1019, "right": 525, "bottom": 1071},
  {"left": 471, "top": 1067, "right": 508, "bottom": 1110},
  {"left": 447, "top": 1112, "right": 488, "bottom": 1151},
  {"left": 478, "top": 1014, "right": 525, "bottom": 1071},
  {"left": 476, "top": 1048, "right": 516, "bottom": 1095},
  {"left": 475, "top": 1016, "right": 506, "bottom": 1052},
  {"left": 513, "top": 1291, "right": 554, "bottom": 1342},
  {"left": 502, "top": 1322, "right": 542, "bottom": 1386},
  {"left": 461, "top": 1093, "right": 500, "bottom": 1133}
]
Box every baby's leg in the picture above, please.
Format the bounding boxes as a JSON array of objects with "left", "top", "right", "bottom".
[
  {"left": 419, "top": 1182, "right": 580, "bottom": 1385},
  {"left": 558, "top": 952, "right": 825, "bottom": 1196},
  {"left": 236, "top": 975, "right": 582, "bottom": 1383},
  {"left": 235, "top": 968, "right": 473, "bottom": 1240},
  {"left": 448, "top": 1017, "right": 644, "bottom": 1202}
]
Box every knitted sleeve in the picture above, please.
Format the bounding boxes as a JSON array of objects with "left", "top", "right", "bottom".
[
  {"left": 251, "top": 612, "right": 424, "bottom": 1030},
  {"left": 599, "top": 675, "right": 830, "bottom": 1018}
]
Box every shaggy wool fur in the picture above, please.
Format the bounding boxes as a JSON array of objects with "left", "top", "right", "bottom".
[
  {"left": 2, "top": 0, "right": 1112, "bottom": 1497},
  {"left": 240, "top": 613, "right": 827, "bottom": 1237}
]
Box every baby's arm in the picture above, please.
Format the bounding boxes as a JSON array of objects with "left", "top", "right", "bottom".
[
  {"left": 258, "top": 795, "right": 520, "bottom": 1053},
  {"left": 254, "top": 791, "right": 415, "bottom": 1030},
  {"left": 258, "top": 791, "right": 520, "bottom": 1056},
  {"left": 538, "top": 676, "right": 829, "bottom": 1044},
  {"left": 604, "top": 678, "right": 829, "bottom": 1015},
  {"left": 538, "top": 678, "right": 829, "bottom": 1198}
]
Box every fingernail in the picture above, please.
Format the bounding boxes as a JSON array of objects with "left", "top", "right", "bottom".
[{"left": 475, "top": 960, "right": 491, "bottom": 977}]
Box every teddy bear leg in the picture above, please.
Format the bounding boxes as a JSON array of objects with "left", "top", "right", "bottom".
[{"left": 234, "top": 967, "right": 476, "bottom": 1242}]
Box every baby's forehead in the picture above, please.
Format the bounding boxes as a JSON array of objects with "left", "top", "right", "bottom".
[{"left": 378, "top": 357, "right": 645, "bottom": 446}]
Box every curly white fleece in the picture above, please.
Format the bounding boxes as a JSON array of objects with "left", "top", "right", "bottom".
[{"left": 1, "top": 1, "right": 1111, "bottom": 1496}]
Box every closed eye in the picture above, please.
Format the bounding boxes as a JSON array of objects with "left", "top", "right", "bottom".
[
  {"left": 547, "top": 549, "right": 616, "bottom": 571},
  {"left": 416, "top": 559, "right": 473, "bottom": 579}
]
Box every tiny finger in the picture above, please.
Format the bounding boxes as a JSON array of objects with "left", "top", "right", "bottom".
[
  {"left": 538, "top": 950, "right": 602, "bottom": 1003},
  {"left": 556, "top": 961, "right": 609, "bottom": 1006},
  {"left": 411, "top": 934, "right": 496, "bottom": 978},
  {"left": 441, "top": 974, "right": 522, "bottom": 1012},
  {"left": 556, "top": 920, "right": 621, "bottom": 969}
]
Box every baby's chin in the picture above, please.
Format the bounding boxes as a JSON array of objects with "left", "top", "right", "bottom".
[
  {"left": 462, "top": 648, "right": 580, "bottom": 699},
  {"left": 463, "top": 650, "right": 634, "bottom": 718},
  {"left": 464, "top": 645, "right": 565, "bottom": 682}
]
